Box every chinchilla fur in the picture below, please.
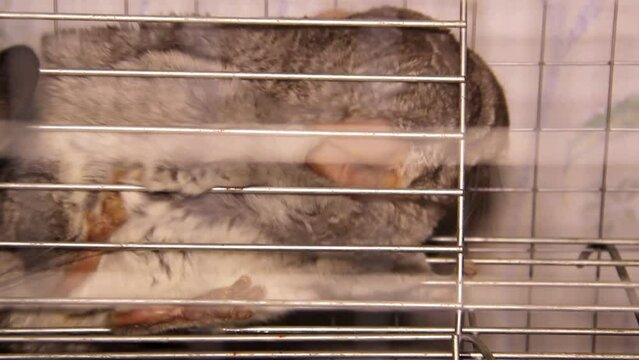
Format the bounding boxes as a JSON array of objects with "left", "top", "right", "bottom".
[{"left": 0, "top": 6, "right": 508, "bottom": 352}]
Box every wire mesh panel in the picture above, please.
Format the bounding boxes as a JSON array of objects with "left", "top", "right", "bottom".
[{"left": 0, "top": 0, "right": 637, "bottom": 359}]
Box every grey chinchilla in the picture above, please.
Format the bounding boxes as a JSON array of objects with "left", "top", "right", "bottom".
[{"left": 0, "top": 6, "right": 508, "bottom": 352}]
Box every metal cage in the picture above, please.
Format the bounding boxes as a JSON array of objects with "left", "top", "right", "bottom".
[{"left": 0, "top": 0, "right": 638, "bottom": 358}]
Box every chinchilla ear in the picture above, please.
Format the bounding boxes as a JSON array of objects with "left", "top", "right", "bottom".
[
  {"left": 0, "top": 45, "right": 40, "bottom": 121},
  {"left": 305, "top": 118, "right": 411, "bottom": 189}
]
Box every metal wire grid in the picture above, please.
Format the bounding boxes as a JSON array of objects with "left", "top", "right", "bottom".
[{"left": 0, "top": 0, "right": 638, "bottom": 358}]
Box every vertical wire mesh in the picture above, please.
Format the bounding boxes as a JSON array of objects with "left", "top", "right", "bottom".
[
  {"left": 592, "top": 249, "right": 603, "bottom": 353},
  {"left": 524, "top": 0, "right": 549, "bottom": 353},
  {"left": 466, "top": 0, "right": 479, "bottom": 339},
  {"left": 469, "top": 0, "right": 478, "bottom": 51},
  {"left": 592, "top": 0, "right": 621, "bottom": 352},
  {"left": 52, "top": 0, "right": 58, "bottom": 33},
  {"left": 454, "top": 0, "right": 468, "bottom": 358}
]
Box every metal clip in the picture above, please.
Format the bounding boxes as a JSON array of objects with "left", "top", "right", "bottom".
[
  {"left": 463, "top": 334, "right": 495, "bottom": 360},
  {"left": 578, "top": 244, "right": 639, "bottom": 325}
]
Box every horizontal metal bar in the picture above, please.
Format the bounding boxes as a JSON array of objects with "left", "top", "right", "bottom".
[
  {"left": 469, "top": 187, "right": 639, "bottom": 193},
  {"left": 9, "top": 183, "right": 639, "bottom": 197},
  {"left": 433, "top": 236, "right": 639, "bottom": 246},
  {"left": 0, "top": 352, "right": 453, "bottom": 359},
  {"left": 466, "top": 327, "right": 639, "bottom": 336},
  {"left": 224, "top": 325, "right": 639, "bottom": 337},
  {"left": 2, "top": 298, "right": 638, "bottom": 312},
  {"left": 6, "top": 326, "right": 639, "bottom": 337},
  {"left": 421, "top": 279, "right": 639, "bottom": 289},
  {"left": 9, "top": 184, "right": 636, "bottom": 198},
  {"left": 7, "top": 183, "right": 639, "bottom": 196},
  {"left": 9, "top": 240, "right": 639, "bottom": 266},
  {"left": 26, "top": 124, "right": 639, "bottom": 135},
  {"left": 26, "top": 124, "right": 639, "bottom": 137},
  {"left": 463, "top": 280, "right": 639, "bottom": 289},
  {"left": 509, "top": 127, "right": 639, "bottom": 132},
  {"left": 469, "top": 258, "right": 639, "bottom": 267},
  {"left": 467, "top": 247, "right": 639, "bottom": 254},
  {"left": 29, "top": 124, "right": 463, "bottom": 139},
  {"left": 0, "top": 334, "right": 452, "bottom": 343},
  {"left": 1, "top": 351, "right": 638, "bottom": 360},
  {"left": 0, "top": 241, "right": 461, "bottom": 254},
  {"left": 476, "top": 353, "right": 639, "bottom": 360},
  {"left": 410, "top": 258, "right": 639, "bottom": 267},
  {"left": 222, "top": 326, "right": 454, "bottom": 334},
  {"left": 0, "top": 328, "right": 111, "bottom": 335},
  {"left": 0, "top": 12, "right": 466, "bottom": 28},
  {"left": 2, "top": 352, "right": 639, "bottom": 360},
  {"left": 40, "top": 68, "right": 465, "bottom": 83},
  {"left": 0, "top": 298, "right": 461, "bottom": 310},
  {"left": 467, "top": 304, "right": 639, "bottom": 312},
  {"left": 0, "top": 183, "right": 462, "bottom": 196},
  {"left": 489, "top": 60, "right": 639, "bottom": 67},
  {"left": 0, "top": 326, "right": 452, "bottom": 335}
]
